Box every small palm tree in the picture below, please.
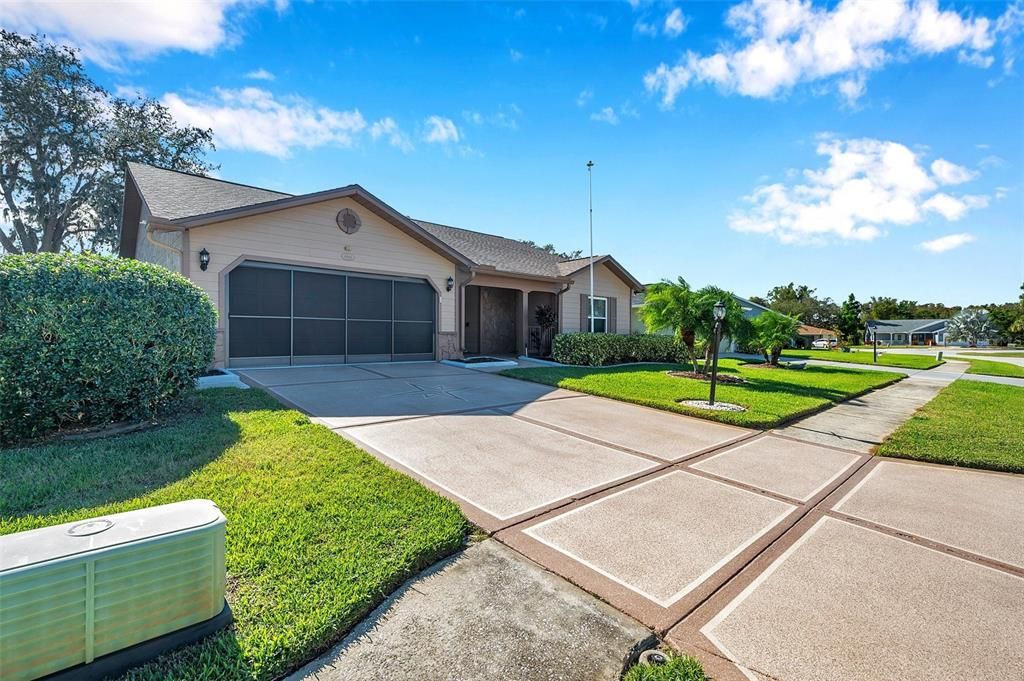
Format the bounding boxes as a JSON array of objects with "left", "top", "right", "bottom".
[
  {"left": 751, "top": 310, "right": 800, "bottom": 366},
  {"left": 641, "top": 278, "right": 701, "bottom": 369},
  {"left": 946, "top": 308, "right": 995, "bottom": 347}
]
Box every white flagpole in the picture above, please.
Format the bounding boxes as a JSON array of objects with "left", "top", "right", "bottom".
[{"left": 587, "top": 160, "right": 595, "bottom": 333}]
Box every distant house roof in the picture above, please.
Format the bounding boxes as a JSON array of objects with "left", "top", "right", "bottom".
[
  {"left": 866, "top": 319, "right": 948, "bottom": 335},
  {"left": 630, "top": 289, "right": 774, "bottom": 316},
  {"left": 798, "top": 324, "right": 837, "bottom": 336},
  {"left": 119, "top": 163, "right": 642, "bottom": 288}
]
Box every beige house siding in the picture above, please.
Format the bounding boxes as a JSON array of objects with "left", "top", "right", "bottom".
[
  {"left": 133, "top": 208, "right": 184, "bottom": 274},
  {"left": 560, "top": 263, "right": 632, "bottom": 334},
  {"left": 179, "top": 197, "right": 458, "bottom": 365}
]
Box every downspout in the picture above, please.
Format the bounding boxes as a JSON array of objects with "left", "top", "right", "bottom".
[
  {"left": 145, "top": 222, "right": 186, "bottom": 271},
  {"left": 555, "top": 279, "right": 573, "bottom": 334}
]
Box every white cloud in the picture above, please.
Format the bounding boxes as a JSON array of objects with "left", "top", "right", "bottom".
[
  {"left": 921, "top": 192, "right": 969, "bottom": 220},
  {"left": 244, "top": 68, "right": 275, "bottom": 81},
  {"left": 161, "top": 87, "right": 366, "bottom": 158},
  {"left": 729, "top": 136, "right": 988, "bottom": 245},
  {"left": 920, "top": 232, "right": 976, "bottom": 253},
  {"left": 576, "top": 88, "right": 594, "bottom": 107},
  {"left": 369, "top": 117, "right": 413, "bottom": 152},
  {"left": 423, "top": 116, "right": 460, "bottom": 144},
  {"left": 930, "top": 158, "right": 977, "bottom": 185},
  {"left": 590, "top": 107, "right": 620, "bottom": 125},
  {"left": 664, "top": 8, "right": 688, "bottom": 38},
  {"left": 113, "top": 84, "right": 146, "bottom": 99},
  {"left": 509, "top": 48, "right": 524, "bottom": 62},
  {"left": 0, "top": 0, "right": 272, "bottom": 67},
  {"left": 462, "top": 105, "right": 521, "bottom": 130},
  {"left": 634, "top": 19, "right": 659, "bottom": 37},
  {"left": 644, "top": 0, "right": 1014, "bottom": 108}
]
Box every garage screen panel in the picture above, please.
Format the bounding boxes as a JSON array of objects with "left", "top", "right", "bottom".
[
  {"left": 394, "top": 281, "right": 435, "bottom": 359},
  {"left": 227, "top": 263, "right": 436, "bottom": 367}
]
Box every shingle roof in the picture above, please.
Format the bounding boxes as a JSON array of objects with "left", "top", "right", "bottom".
[
  {"left": 126, "top": 163, "right": 639, "bottom": 285},
  {"left": 866, "top": 319, "right": 948, "bottom": 334},
  {"left": 128, "top": 162, "right": 291, "bottom": 221},
  {"left": 413, "top": 220, "right": 582, "bottom": 279}
]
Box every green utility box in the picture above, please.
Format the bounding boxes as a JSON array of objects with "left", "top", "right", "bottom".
[{"left": 0, "top": 500, "right": 228, "bottom": 681}]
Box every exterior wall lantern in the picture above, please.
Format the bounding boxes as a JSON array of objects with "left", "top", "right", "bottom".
[
  {"left": 446, "top": 276, "right": 455, "bottom": 292},
  {"left": 709, "top": 300, "right": 726, "bottom": 406},
  {"left": 198, "top": 248, "right": 210, "bottom": 272}
]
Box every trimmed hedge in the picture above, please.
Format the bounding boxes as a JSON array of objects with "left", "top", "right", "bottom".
[
  {"left": 0, "top": 253, "right": 217, "bottom": 445},
  {"left": 552, "top": 332, "right": 685, "bottom": 366}
]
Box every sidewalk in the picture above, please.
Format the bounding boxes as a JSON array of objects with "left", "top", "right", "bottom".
[{"left": 772, "top": 362, "right": 967, "bottom": 452}]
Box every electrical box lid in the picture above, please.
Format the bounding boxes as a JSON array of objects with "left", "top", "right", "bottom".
[{"left": 0, "top": 499, "right": 225, "bottom": 572}]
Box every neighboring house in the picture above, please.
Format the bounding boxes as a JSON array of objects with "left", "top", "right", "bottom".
[
  {"left": 630, "top": 291, "right": 772, "bottom": 353},
  {"left": 118, "top": 163, "right": 643, "bottom": 368},
  {"left": 796, "top": 324, "right": 838, "bottom": 348},
  {"left": 864, "top": 319, "right": 948, "bottom": 346}
]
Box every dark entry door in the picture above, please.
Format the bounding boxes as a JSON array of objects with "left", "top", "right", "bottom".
[{"left": 227, "top": 263, "right": 435, "bottom": 367}]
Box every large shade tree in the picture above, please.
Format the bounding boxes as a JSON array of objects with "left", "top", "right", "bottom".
[
  {"left": 753, "top": 282, "right": 840, "bottom": 330},
  {"left": 837, "top": 294, "right": 864, "bottom": 345},
  {"left": 946, "top": 308, "right": 996, "bottom": 347},
  {"left": 0, "top": 31, "right": 215, "bottom": 254}
]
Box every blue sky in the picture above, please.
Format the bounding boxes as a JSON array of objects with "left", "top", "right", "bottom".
[{"left": 6, "top": 0, "right": 1022, "bottom": 305}]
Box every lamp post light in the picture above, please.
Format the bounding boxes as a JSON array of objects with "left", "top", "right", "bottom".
[
  {"left": 872, "top": 327, "right": 878, "bottom": 363},
  {"left": 709, "top": 300, "right": 726, "bottom": 406}
]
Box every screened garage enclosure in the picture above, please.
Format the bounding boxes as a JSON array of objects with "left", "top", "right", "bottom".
[{"left": 227, "top": 263, "right": 437, "bottom": 367}]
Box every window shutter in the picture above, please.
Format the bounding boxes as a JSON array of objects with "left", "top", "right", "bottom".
[
  {"left": 608, "top": 297, "right": 617, "bottom": 333},
  {"left": 580, "top": 293, "right": 588, "bottom": 331}
]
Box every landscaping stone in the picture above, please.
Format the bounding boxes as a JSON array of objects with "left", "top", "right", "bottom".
[{"left": 286, "top": 540, "right": 651, "bottom": 681}]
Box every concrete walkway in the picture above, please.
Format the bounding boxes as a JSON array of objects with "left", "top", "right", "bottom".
[
  {"left": 772, "top": 362, "right": 967, "bottom": 452},
  {"left": 287, "top": 541, "right": 650, "bottom": 681}
]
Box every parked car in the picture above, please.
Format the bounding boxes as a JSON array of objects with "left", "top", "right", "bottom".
[{"left": 811, "top": 338, "right": 837, "bottom": 349}]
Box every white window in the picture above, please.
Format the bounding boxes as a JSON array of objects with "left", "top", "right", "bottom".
[{"left": 587, "top": 296, "right": 608, "bottom": 333}]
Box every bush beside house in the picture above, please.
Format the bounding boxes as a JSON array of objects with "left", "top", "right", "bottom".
[
  {"left": 0, "top": 253, "right": 216, "bottom": 444},
  {"left": 552, "top": 332, "right": 685, "bottom": 366}
]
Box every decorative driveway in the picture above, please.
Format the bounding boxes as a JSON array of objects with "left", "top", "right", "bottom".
[{"left": 237, "top": 362, "right": 1024, "bottom": 681}]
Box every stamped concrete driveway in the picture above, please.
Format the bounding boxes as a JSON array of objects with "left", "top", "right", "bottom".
[{"left": 238, "top": 362, "right": 1024, "bottom": 681}]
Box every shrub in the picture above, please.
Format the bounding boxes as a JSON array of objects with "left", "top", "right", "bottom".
[
  {"left": 552, "top": 333, "right": 685, "bottom": 366},
  {"left": 623, "top": 653, "right": 708, "bottom": 681},
  {"left": 0, "top": 253, "right": 217, "bottom": 444}
]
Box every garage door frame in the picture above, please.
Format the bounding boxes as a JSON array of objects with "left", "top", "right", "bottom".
[{"left": 224, "top": 259, "right": 439, "bottom": 368}]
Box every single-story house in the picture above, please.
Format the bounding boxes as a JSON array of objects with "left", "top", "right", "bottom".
[
  {"left": 118, "top": 163, "right": 643, "bottom": 368},
  {"left": 796, "top": 324, "right": 837, "bottom": 348},
  {"left": 630, "top": 291, "right": 772, "bottom": 353},
  {"left": 864, "top": 319, "right": 948, "bottom": 346}
]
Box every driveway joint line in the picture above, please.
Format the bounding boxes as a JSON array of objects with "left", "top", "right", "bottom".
[
  {"left": 330, "top": 393, "right": 591, "bottom": 430},
  {"left": 824, "top": 510, "right": 1024, "bottom": 577}
]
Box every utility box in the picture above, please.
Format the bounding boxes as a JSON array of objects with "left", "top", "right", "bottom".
[{"left": 1, "top": 500, "right": 228, "bottom": 681}]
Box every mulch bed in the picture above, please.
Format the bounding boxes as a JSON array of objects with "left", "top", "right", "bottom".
[{"left": 666, "top": 371, "right": 748, "bottom": 384}]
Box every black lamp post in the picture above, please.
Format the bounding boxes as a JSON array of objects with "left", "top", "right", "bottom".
[{"left": 709, "top": 300, "right": 726, "bottom": 406}]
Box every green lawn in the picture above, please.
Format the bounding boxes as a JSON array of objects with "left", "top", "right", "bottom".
[
  {"left": 877, "top": 380, "right": 1024, "bottom": 473},
  {"left": 964, "top": 358, "right": 1024, "bottom": 378},
  {"left": 501, "top": 359, "right": 903, "bottom": 428},
  {"left": 0, "top": 389, "right": 467, "bottom": 681},
  {"left": 780, "top": 349, "right": 943, "bottom": 370}
]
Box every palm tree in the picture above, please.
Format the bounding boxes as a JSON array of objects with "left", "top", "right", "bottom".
[
  {"left": 946, "top": 308, "right": 995, "bottom": 347},
  {"left": 641, "top": 278, "right": 701, "bottom": 369},
  {"left": 751, "top": 311, "right": 801, "bottom": 365}
]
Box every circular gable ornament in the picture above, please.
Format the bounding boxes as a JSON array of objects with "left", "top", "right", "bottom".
[{"left": 336, "top": 208, "right": 361, "bottom": 235}]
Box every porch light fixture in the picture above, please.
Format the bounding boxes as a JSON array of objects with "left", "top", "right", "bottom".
[
  {"left": 709, "top": 300, "right": 726, "bottom": 406},
  {"left": 446, "top": 276, "right": 455, "bottom": 292},
  {"left": 198, "top": 248, "right": 210, "bottom": 271}
]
